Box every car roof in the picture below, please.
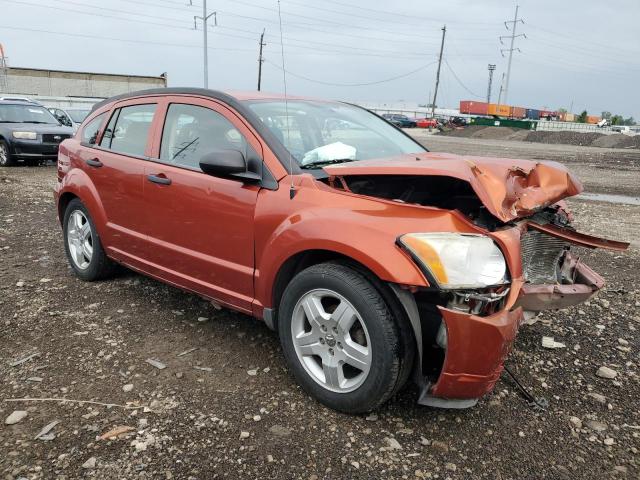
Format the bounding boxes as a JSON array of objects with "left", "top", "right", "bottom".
[
  {"left": 90, "top": 87, "right": 333, "bottom": 112},
  {"left": 0, "top": 99, "right": 42, "bottom": 106}
]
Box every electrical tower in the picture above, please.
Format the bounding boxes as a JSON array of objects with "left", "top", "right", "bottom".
[
  {"left": 257, "top": 29, "right": 266, "bottom": 91},
  {"left": 193, "top": 0, "right": 217, "bottom": 89},
  {"left": 499, "top": 5, "right": 525, "bottom": 105},
  {"left": 486, "top": 64, "right": 496, "bottom": 104}
]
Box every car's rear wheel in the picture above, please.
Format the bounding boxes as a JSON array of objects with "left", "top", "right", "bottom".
[
  {"left": 63, "top": 198, "right": 116, "bottom": 281},
  {"left": 278, "top": 262, "right": 410, "bottom": 413},
  {"left": 0, "top": 140, "right": 15, "bottom": 167}
]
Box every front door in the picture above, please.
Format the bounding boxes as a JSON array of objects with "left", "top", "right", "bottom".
[{"left": 142, "top": 99, "right": 260, "bottom": 313}]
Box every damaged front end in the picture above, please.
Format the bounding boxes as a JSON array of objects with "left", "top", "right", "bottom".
[{"left": 322, "top": 153, "right": 629, "bottom": 407}]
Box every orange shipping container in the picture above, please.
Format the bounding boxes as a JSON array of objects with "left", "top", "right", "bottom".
[
  {"left": 511, "top": 106, "right": 526, "bottom": 118},
  {"left": 586, "top": 115, "right": 600, "bottom": 124},
  {"left": 488, "top": 104, "right": 510, "bottom": 116}
]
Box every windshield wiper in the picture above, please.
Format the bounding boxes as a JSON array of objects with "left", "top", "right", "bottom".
[
  {"left": 300, "top": 158, "right": 357, "bottom": 169},
  {"left": 22, "top": 121, "right": 54, "bottom": 124},
  {"left": 0, "top": 120, "right": 21, "bottom": 123}
]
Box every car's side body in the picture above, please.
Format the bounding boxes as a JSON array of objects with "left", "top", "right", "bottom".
[{"left": 54, "top": 88, "right": 627, "bottom": 409}]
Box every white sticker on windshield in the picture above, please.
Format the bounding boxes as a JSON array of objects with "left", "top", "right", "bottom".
[{"left": 28, "top": 108, "right": 44, "bottom": 114}]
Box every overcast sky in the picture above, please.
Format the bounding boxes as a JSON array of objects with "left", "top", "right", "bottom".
[{"left": 1, "top": 0, "right": 639, "bottom": 118}]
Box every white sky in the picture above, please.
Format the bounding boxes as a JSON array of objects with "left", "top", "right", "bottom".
[{"left": 1, "top": 0, "right": 639, "bottom": 118}]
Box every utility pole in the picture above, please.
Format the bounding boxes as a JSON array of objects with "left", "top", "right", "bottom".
[
  {"left": 430, "top": 25, "right": 446, "bottom": 122},
  {"left": 194, "top": 0, "right": 216, "bottom": 89},
  {"left": 257, "top": 29, "right": 266, "bottom": 91},
  {"left": 497, "top": 72, "right": 505, "bottom": 106},
  {"left": 486, "top": 64, "right": 496, "bottom": 104},
  {"left": 499, "top": 5, "right": 525, "bottom": 105}
]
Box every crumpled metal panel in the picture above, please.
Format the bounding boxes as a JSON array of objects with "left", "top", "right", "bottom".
[{"left": 324, "top": 152, "right": 584, "bottom": 222}]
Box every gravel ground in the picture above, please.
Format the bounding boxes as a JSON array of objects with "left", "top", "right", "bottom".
[{"left": 1, "top": 141, "right": 639, "bottom": 479}]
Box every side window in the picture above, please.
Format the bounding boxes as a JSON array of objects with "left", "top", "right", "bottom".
[
  {"left": 100, "top": 104, "right": 156, "bottom": 157},
  {"left": 159, "top": 103, "right": 248, "bottom": 170},
  {"left": 81, "top": 113, "right": 106, "bottom": 145}
]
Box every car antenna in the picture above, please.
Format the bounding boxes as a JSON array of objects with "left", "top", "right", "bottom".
[{"left": 277, "top": 0, "right": 296, "bottom": 200}]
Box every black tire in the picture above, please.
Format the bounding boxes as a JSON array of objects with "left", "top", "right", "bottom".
[
  {"left": 62, "top": 198, "right": 116, "bottom": 281},
  {"left": 0, "top": 139, "right": 15, "bottom": 167},
  {"left": 278, "top": 262, "right": 409, "bottom": 413}
]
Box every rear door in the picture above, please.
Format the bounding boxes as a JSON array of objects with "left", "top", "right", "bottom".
[
  {"left": 79, "top": 100, "right": 158, "bottom": 262},
  {"left": 142, "top": 97, "right": 260, "bottom": 313}
]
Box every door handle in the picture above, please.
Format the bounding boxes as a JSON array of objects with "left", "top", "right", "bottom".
[
  {"left": 86, "top": 158, "right": 103, "bottom": 168},
  {"left": 147, "top": 174, "right": 171, "bottom": 186}
]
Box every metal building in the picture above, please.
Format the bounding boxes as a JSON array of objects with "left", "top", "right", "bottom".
[{"left": 0, "top": 63, "right": 167, "bottom": 108}]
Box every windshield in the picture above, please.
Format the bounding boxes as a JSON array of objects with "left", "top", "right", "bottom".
[
  {"left": 67, "top": 109, "right": 90, "bottom": 123},
  {"left": 245, "top": 100, "right": 426, "bottom": 168},
  {"left": 0, "top": 104, "right": 60, "bottom": 124}
]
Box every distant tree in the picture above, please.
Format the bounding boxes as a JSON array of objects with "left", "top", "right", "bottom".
[
  {"left": 576, "top": 110, "right": 588, "bottom": 123},
  {"left": 601, "top": 111, "right": 612, "bottom": 120},
  {"left": 558, "top": 108, "right": 567, "bottom": 114},
  {"left": 610, "top": 115, "right": 624, "bottom": 125},
  {"left": 623, "top": 116, "right": 636, "bottom": 126}
]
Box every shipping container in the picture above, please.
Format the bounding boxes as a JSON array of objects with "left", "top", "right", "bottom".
[
  {"left": 586, "top": 115, "right": 600, "bottom": 124},
  {"left": 459, "top": 100, "right": 489, "bottom": 115},
  {"left": 525, "top": 108, "right": 540, "bottom": 120},
  {"left": 511, "top": 106, "right": 526, "bottom": 119},
  {"left": 487, "top": 104, "right": 511, "bottom": 116},
  {"left": 565, "top": 113, "right": 575, "bottom": 122},
  {"left": 539, "top": 110, "right": 557, "bottom": 119}
]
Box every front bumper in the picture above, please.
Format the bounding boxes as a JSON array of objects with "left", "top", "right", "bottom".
[
  {"left": 11, "top": 140, "right": 61, "bottom": 160},
  {"left": 429, "top": 306, "right": 523, "bottom": 400},
  {"left": 421, "top": 252, "right": 607, "bottom": 405}
]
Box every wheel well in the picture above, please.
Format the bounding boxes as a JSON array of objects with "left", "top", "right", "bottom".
[
  {"left": 271, "top": 250, "right": 410, "bottom": 332},
  {"left": 57, "top": 192, "right": 78, "bottom": 225}
]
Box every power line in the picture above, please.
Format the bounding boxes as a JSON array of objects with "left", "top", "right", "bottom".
[
  {"left": 444, "top": 59, "right": 484, "bottom": 99},
  {"left": 265, "top": 59, "right": 438, "bottom": 87}
]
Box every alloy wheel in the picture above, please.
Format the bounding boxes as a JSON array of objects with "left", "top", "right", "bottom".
[
  {"left": 66, "top": 210, "right": 93, "bottom": 270},
  {"left": 291, "top": 289, "right": 372, "bottom": 393},
  {"left": 0, "top": 143, "right": 8, "bottom": 166}
]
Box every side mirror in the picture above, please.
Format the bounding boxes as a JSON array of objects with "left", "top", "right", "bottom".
[{"left": 199, "top": 149, "right": 261, "bottom": 183}]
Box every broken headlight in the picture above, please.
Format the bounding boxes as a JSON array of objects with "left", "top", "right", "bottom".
[{"left": 398, "top": 233, "right": 508, "bottom": 289}]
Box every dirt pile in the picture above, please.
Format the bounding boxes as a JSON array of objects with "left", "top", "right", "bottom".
[
  {"left": 439, "top": 126, "right": 640, "bottom": 149},
  {"left": 524, "top": 131, "right": 604, "bottom": 146}
]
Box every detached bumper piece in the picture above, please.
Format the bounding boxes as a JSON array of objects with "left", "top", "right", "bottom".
[
  {"left": 516, "top": 253, "right": 604, "bottom": 311},
  {"left": 418, "top": 306, "right": 522, "bottom": 407}
]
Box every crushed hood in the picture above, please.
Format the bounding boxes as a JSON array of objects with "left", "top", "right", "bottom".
[{"left": 323, "top": 152, "right": 583, "bottom": 222}]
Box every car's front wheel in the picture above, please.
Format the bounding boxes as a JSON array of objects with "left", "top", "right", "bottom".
[
  {"left": 278, "top": 262, "right": 411, "bottom": 413},
  {"left": 63, "top": 198, "right": 116, "bottom": 281},
  {"left": 0, "top": 140, "right": 15, "bottom": 167}
]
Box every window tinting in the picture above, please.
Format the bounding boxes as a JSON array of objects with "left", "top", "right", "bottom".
[
  {"left": 81, "top": 113, "right": 106, "bottom": 145},
  {"left": 100, "top": 104, "right": 156, "bottom": 157},
  {"left": 160, "top": 103, "right": 248, "bottom": 170}
]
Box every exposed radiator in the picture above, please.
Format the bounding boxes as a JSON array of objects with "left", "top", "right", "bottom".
[{"left": 520, "top": 230, "right": 569, "bottom": 284}]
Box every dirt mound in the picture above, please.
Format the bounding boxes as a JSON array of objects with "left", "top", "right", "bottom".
[
  {"left": 524, "top": 131, "right": 604, "bottom": 146},
  {"left": 439, "top": 125, "right": 640, "bottom": 149}
]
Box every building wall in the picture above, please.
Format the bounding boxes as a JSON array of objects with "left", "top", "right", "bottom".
[{"left": 3, "top": 67, "right": 166, "bottom": 99}]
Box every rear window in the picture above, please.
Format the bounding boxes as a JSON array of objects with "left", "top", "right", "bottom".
[{"left": 100, "top": 104, "right": 156, "bottom": 157}]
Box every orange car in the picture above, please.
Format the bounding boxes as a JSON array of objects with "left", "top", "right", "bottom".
[{"left": 54, "top": 88, "right": 628, "bottom": 412}]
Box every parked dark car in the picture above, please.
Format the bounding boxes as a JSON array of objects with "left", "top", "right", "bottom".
[
  {"left": 381, "top": 113, "right": 417, "bottom": 128},
  {"left": 0, "top": 100, "right": 74, "bottom": 166}
]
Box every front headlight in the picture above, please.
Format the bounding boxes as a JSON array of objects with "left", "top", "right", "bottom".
[
  {"left": 398, "top": 233, "right": 508, "bottom": 289},
  {"left": 12, "top": 131, "right": 37, "bottom": 140}
]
